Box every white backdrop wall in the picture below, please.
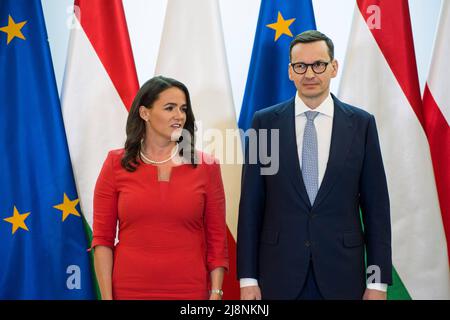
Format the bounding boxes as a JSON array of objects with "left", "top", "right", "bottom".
[{"left": 42, "top": 0, "right": 443, "bottom": 118}]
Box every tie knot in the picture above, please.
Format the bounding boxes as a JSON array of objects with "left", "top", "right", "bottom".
[{"left": 305, "top": 111, "right": 319, "bottom": 121}]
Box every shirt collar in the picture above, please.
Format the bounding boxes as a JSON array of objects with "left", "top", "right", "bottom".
[{"left": 294, "top": 93, "right": 334, "bottom": 118}]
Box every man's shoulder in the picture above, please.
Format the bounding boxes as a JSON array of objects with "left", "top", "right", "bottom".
[
  {"left": 254, "top": 98, "right": 295, "bottom": 119},
  {"left": 332, "top": 94, "right": 374, "bottom": 120}
]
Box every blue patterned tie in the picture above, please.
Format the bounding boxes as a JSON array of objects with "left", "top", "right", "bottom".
[{"left": 302, "top": 111, "right": 319, "bottom": 205}]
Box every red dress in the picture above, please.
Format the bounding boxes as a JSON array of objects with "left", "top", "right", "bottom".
[{"left": 92, "top": 149, "right": 229, "bottom": 300}]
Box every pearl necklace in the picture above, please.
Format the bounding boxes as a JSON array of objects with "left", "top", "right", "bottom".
[{"left": 140, "top": 143, "right": 179, "bottom": 164}]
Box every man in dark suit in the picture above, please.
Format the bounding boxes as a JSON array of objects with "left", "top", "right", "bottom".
[{"left": 237, "top": 30, "right": 392, "bottom": 300}]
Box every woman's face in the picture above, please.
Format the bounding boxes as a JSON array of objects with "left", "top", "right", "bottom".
[{"left": 140, "top": 87, "right": 188, "bottom": 142}]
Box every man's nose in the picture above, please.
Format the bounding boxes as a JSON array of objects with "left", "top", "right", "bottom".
[{"left": 304, "top": 66, "right": 316, "bottom": 79}]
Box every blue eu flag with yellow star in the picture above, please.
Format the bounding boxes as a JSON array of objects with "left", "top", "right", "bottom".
[
  {"left": 0, "top": 0, "right": 95, "bottom": 299},
  {"left": 238, "top": 0, "right": 316, "bottom": 131}
]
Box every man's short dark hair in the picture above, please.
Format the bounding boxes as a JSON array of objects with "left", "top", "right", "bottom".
[{"left": 289, "top": 30, "right": 334, "bottom": 62}]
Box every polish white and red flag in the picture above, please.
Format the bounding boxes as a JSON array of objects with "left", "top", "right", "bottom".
[
  {"left": 155, "top": 0, "right": 242, "bottom": 299},
  {"left": 423, "top": 0, "right": 450, "bottom": 267}
]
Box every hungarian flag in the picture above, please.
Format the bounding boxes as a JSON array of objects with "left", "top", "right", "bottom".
[
  {"left": 61, "top": 0, "right": 139, "bottom": 235},
  {"left": 339, "top": 0, "right": 450, "bottom": 299},
  {"left": 155, "top": 0, "right": 242, "bottom": 299},
  {"left": 423, "top": 1, "right": 450, "bottom": 262}
]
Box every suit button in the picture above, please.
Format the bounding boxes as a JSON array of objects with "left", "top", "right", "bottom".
[
  {"left": 311, "top": 214, "right": 317, "bottom": 219},
  {"left": 305, "top": 241, "right": 311, "bottom": 247}
]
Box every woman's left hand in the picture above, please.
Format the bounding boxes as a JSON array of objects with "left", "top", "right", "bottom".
[{"left": 209, "top": 292, "right": 222, "bottom": 300}]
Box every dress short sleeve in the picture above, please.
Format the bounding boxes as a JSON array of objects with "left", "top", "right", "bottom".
[
  {"left": 91, "top": 151, "right": 119, "bottom": 249},
  {"left": 204, "top": 160, "right": 229, "bottom": 272}
]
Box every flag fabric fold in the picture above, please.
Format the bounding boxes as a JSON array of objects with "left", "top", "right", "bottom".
[
  {"left": 0, "top": 0, "right": 94, "bottom": 299},
  {"left": 423, "top": 1, "right": 450, "bottom": 262},
  {"left": 339, "top": 0, "right": 450, "bottom": 299}
]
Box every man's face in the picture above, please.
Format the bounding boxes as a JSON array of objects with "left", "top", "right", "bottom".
[{"left": 288, "top": 40, "right": 338, "bottom": 101}]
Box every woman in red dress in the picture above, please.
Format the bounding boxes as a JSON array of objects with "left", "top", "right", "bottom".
[{"left": 92, "top": 76, "right": 228, "bottom": 300}]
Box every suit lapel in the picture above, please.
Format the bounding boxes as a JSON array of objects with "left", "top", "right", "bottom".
[
  {"left": 276, "top": 99, "right": 311, "bottom": 208},
  {"left": 313, "top": 95, "right": 355, "bottom": 209}
]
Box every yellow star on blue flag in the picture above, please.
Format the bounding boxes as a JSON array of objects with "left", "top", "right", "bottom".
[
  {"left": 238, "top": 0, "right": 317, "bottom": 131},
  {"left": 3, "top": 206, "right": 30, "bottom": 234},
  {"left": 266, "top": 11, "right": 296, "bottom": 41},
  {"left": 53, "top": 193, "right": 81, "bottom": 222},
  {"left": 0, "top": 0, "right": 94, "bottom": 299},
  {"left": 0, "top": 15, "right": 27, "bottom": 44}
]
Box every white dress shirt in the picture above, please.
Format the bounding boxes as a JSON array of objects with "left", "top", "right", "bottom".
[
  {"left": 294, "top": 93, "right": 334, "bottom": 186},
  {"left": 240, "top": 94, "right": 387, "bottom": 293}
]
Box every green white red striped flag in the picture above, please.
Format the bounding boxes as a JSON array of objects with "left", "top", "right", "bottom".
[
  {"left": 61, "top": 0, "right": 139, "bottom": 233},
  {"left": 339, "top": 0, "right": 450, "bottom": 299}
]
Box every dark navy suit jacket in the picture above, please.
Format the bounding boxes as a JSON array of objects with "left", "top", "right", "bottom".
[{"left": 237, "top": 94, "right": 392, "bottom": 299}]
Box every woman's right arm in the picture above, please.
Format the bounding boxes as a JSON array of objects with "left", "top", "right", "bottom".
[
  {"left": 92, "top": 151, "right": 119, "bottom": 300},
  {"left": 94, "top": 245, "right": 114, "bottom": 300}
]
